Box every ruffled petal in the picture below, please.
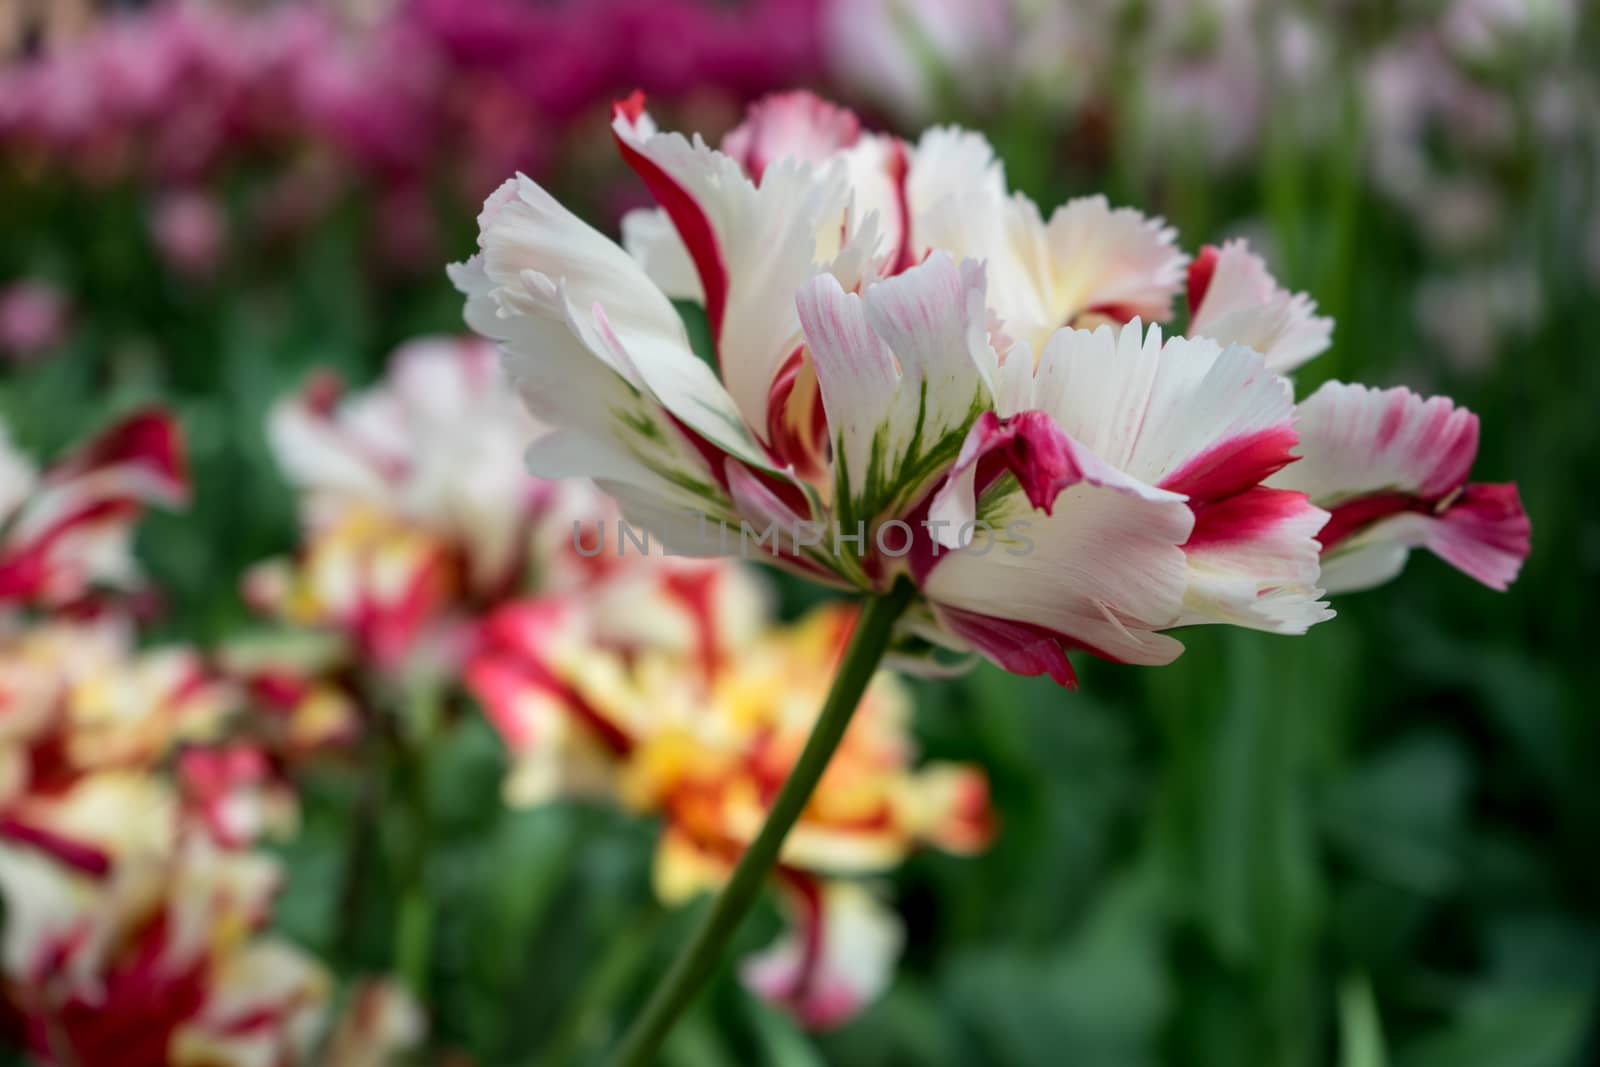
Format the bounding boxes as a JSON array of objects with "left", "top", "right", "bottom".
[
  {"left": 1186, "top": 240, "right": 1333, "bottom": 374},
  {"left": 1272, "top": 382, "right": 1529, "bottom": 592},
  {"left": 797, "top": 252, "right": 997, "bottom": 532}
]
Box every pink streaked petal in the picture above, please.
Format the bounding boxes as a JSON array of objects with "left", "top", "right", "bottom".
[
  {"left": 1318, "top": 491, "right": 1419, "bottom": 552},
  {"left": 935, "top": 605, "right": 1079, "bottom": 687},
  {"left": 356, "top": 547, "right": 455, "bottom": 671},
  {"left": 921, "top": 478, "right": 1192, "bottom": 674},
  {"left": 722, "top": 90, "right": 862, "bottom": 182},
  {"left": 0, "top": 816, "right": 112, "bottom": 878},
  {"left": 763, "top": 346, "right": 830, "bottom": 480},
  {"left": 613, "top": 95, "right": 859, "bottom": 442},
  {"left": 44, "top": 409, "right": 188, "bottom": 506},
  {"left": 958, "top": 410, "right": 1096, "bottom": 513},
  {"left": 1272, "top": 382, "right": 1480, "bottom": 504},
  {"left": 468, "top": 600, "right": 634, "bottom": 756},
  {"left": 0, "top": 410, "right": 188, "bottom": 606},
  {"left": 878, "top": 137, "right": 915, "bottom": 274},
  {"left": 1015, "top": 324, "right": 1296, "bottom": 497},
  {"left": 1187, "top": 244, "right": 1221, "bottom": 313},
  {"left": 1159, "top": 424, "right": 1301, "bottom": 504},
  {"left": 725, "top": 457, "right": 808, "bottom": 532},
  {"left": 1179, "top": 487, "right": 1332, "bottom": 634},
  {"left": 612, "top": 92, "right": 730, "bottom": 338},
  {"left": 1423, "top": 482, "right": 1530, "bottom": 591},
  {"left": 740, "top": 881, "right": 902, "bottom": 1031},
  {"left": 927, "top": 409, "right": 1181, "bottom": 550},
  {"left": 1318, "top": 482, "right": 1529, "bottom": 595},
  {"left": 1186, "top": 486, "right": 1324, "bottom": 549}
]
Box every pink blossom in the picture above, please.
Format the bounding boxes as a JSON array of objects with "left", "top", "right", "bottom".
[
  {"left": 150, "top": 189, "right": 228, "bottom": 277},
  {"left": 0, "top": 282, "right": 70, "bottom": 360}
]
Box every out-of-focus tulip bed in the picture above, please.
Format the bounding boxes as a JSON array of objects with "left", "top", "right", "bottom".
[{"left": 2, "top": 1, "right": 1597, "bottom": 1065}]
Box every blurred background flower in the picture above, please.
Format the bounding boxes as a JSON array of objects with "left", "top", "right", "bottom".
[
  {"left": 1, "top": 1, "right": 1596, "bottom": 1065},
  {"left": 471, "top": 596, "right": 992, "bottom": 1028}
]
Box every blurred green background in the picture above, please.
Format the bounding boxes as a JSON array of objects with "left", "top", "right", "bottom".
[{"left": 3, "top": 1, "right": 1597, "bottom": 1064}]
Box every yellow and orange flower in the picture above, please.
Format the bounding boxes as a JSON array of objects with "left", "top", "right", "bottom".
[
  {"left": 469, "top": 593, "right": 992, "bottom": 1027},
  {"left": 0, "top": 617, "right": 232, "bottom": 813}
]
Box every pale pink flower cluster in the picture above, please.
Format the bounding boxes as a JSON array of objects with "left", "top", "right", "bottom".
[
  {"left": 0, "top": 281, "right": 70, "bottom": 363},
  {"left": 0, "top": 0, "right": 824, "bottom": 192}
]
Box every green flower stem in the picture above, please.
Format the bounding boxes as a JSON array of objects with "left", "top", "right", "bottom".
[
  {"left": 393, "top": 683, "right": 441, "bottom": 998},
  {"left": 605, "top": 579, "right": 917, "bottom": 1067}
]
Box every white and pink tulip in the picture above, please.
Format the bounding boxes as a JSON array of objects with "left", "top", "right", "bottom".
[{"left": 454, "top": 90, "right": 1528, "bottom": 687}]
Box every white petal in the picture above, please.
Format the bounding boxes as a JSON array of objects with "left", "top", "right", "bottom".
[
  {"left": 922, "top": 479, "right": 1193, "bottom": 666},
  {"left": 621, "top": 207, "right": 703, "bottom": 302},
  {"left": 1315, "top": 537, "right": 1414, "bottom": 594},
  {"left": 904, "top": 126, "right": 1007, "bottom": 261},
  {"left": 457, "top": 175, "right": 788, "bottom": 530},
  {"left": 1187, "top": 240, "right": 1333, "bottom": 374},
  {"left": 1017, "top": 321, "right": 1298, "bottom": 492},
  {"left": 984, "top": 194, "right": 1187, "bottom": 351},
  {"left": 798, "top": 253, "right": 996, "bottom": 524},
  {"left": 614, "top": 105, "right": 855, "bottom": 441}
]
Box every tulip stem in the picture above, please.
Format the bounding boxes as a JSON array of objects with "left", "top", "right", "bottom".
[
  {"left": 604, "top": 579, "right": 917, "bottom": 1067},
  {"left": 393, "top": 683, "right": 441, "bottom": 998}
]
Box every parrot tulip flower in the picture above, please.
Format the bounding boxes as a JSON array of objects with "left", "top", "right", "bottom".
[{"left": 455, "top": 89, "right": 1527, "bottom": 1062}]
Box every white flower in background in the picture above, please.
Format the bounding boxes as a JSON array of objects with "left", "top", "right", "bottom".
[
  {"left": 1443, "top": 0, "right": 1577, "bottom": 67},
  {"left": 253, "top": 335, "right": 621, "bottom": 670},
  {"left": 266, "top": 336, "right": 543, "bottom": 598},
  {"left": 821, "top": 0, "right": 1016, "bottom": 124},
  {"left": 1414, "top": 264, "right": 1543, "bottom": 373}
]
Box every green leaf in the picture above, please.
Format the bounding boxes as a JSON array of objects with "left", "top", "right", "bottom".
[
  {"left": 1397, "top": 992, "right": 1591, "bottom": 1067},
  {"left": 1339, "top": 974, "right": 1388, "bottom": 1067}
]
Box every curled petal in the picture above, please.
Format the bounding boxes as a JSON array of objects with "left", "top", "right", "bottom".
[
  {"left": 0, "top": 409, "right": 187, "bottom": 608},
  {"left": 740, "top": 881, "right": 903, "bottom": 1031},
  {"left": 1186, "top": 241, "right": 1333, "bottom": 374},
  {"left": 921, "top": 475, "right": 1193, "bottom": 675},
  {"left": 613, "top": 95, "right": 861, "bottom": 441},
  {"left": 1273, "top": 382, "right": 1528, "bottom": 592},
  {"left": 721, "top": 90, "right": 863, "bottom": 181}
]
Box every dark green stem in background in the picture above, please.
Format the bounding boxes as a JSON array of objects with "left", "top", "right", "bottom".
[
  {"left": 603, "top": 580, "right": 917, "bottom": 1067},
  {"left": 393, "top": 684, "right": 441, "bottom": 997}
]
